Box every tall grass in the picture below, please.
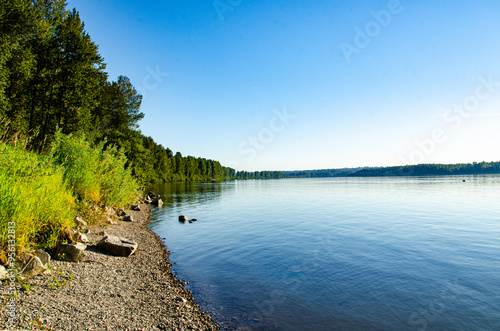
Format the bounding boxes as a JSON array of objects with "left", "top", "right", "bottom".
[
  {"left": 0, "top": 129, "right": 139, "bottom": 261},
  {"left": 49, "top": 131, "right": 138, "bottom": 207},
  {"left": 0, "top": 141, "right": 75, "bottom": 259}
]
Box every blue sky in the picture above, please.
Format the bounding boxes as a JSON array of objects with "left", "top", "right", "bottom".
[{"left": 67, "top": 0, "right": 500, "bottom": 171}]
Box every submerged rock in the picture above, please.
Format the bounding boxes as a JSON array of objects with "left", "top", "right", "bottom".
[
  {"left": 96, "top": 236, "right": 138, "bottom": 257},
  {"left": 179, "top": 215, "right": 188, "bottom": 223}
]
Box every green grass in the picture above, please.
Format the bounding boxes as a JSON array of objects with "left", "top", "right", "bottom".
[
  {"left": 50, "top": 131, "right": 138, "bottom": 207},
  {"left": 0, "top": 141, "right": 75, "bottom": 258},
  {"left": 0, "top": 129, "right": 139, "bottom": 261}
]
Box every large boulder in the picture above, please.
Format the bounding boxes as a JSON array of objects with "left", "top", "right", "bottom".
[
  {"left": 55, "top": 243, "right": 87, "bottom": 262},
  {"left": 21, "top": 254, "right": 46, "bottom": 277},
  {"left": 96, "top": 236, "right": 138, "bottom": 257}
]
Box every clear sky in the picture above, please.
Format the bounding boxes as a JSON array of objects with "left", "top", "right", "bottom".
[{"left": 66, "top": 0, "right": 500, "bottom": 171}]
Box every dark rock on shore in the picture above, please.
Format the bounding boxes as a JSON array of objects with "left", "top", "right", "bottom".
[{"left": 122, "top": 215, "right": 134, "bottom": 222}]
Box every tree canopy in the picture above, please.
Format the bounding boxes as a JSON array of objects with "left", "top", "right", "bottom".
[{"left": 0, "top": 0, "right": 235, "bottom": 184}]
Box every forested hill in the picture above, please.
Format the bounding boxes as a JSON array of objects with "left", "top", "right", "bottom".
[
  {"left": 348, "top": 162, "right": 500, "bottom": 177},
  {"left": 0, "top": 0, "right": 235, "bottom": 184}
]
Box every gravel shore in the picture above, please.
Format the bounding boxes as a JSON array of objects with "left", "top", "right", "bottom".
[{"left": 4, "top": 203, "right": 219, "bottom": 330}]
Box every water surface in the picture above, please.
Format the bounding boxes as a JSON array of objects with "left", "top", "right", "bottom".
[{"left": 149, "top": 176, "right": 500, "bottom": 330}]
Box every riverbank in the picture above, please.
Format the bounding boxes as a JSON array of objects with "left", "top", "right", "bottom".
[{"left": 8, "top": 203, "right": 219, "bottom": 330}]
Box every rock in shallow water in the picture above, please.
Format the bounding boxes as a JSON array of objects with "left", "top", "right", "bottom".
[
  {"left": 96, "top": 235, "right": 138, "bottom": 257},
  {"left": 151, "top": 198, "right": 163, "bottom": 207}
]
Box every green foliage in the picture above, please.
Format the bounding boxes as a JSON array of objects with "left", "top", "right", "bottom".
[
  {"left": 0, "top": 0, "right": 236, "bottom": 189},
  {"left": 349, "top": 162, "right": 500, "bottom": 177},
  {"left": 0, "top": 139, "right": 74, "bottom": 255},
  {"left": 49, "top": 130, "right": 138, "bottom": 207}
]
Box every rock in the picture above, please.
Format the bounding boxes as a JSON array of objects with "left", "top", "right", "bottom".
[
  {"left": 21, "top": 254, "right": 46, "bottom": 277},
  {"left": 189, "top": 218, "right": 198, "bottom": 222},
  {"left": 75, "top": 232, "right": 90, "bottom": 243},
  {"left": 35, "top": 249, "right": 51, "bottom": 266},
  {"left": 74, "top": 216, "right": 87, "bottom": 228},
  {"left": 151, "top": 198, "right": 163, "bottom": 207},
  {"left": 55, "top": 243, "right": 87, "bottom": 262},
  {"left": 96, "top": 236, "right": 138, "bottom": 257},
  {"left": 122, "top": 215, "right": 134, "bottom": 222},
  {"left": 98, "top": 230, "right": 108, "bottom": 236},
  {"left": 179, "top": 215, "right": 188, "bottom": 223},
  {"left": 116, "top": 208, "right": 126, "bottom": 216},
  {"left": 103, "top": 206, "right": 116, "bottom": 217},
  {"left": 131, "top": 204, "right": 141, "bottom": 211},
  {"left": 174, "top": 297, "right": 188, "bottom": 304},
  {"left": 0, "top": 265, "right": 7, "bottom": 279}
]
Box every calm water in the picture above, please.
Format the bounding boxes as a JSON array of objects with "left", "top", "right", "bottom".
[{"left": 149, "top": 176, "right": 500, "bottom": 331}]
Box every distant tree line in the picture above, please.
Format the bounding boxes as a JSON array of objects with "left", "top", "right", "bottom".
[
  {"left": 0, "top": 0, "right": 234, "bottom": 184},
  {"left": 349, "top": 162, "right": 500, "bottom": 177},
  {"left": 235, "top": 171, "right": 286, "bottom": 180},
  {"left": 283, "top": 168, "right": 363, "bottom": 178}
]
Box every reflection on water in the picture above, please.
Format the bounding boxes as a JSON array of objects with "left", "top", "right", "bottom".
[
  {"left": 149, "top": 181, "right": 229, "bottom": 222},
  {"left": 148, "top": 177, "right": 500, "bottom": 331}
]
